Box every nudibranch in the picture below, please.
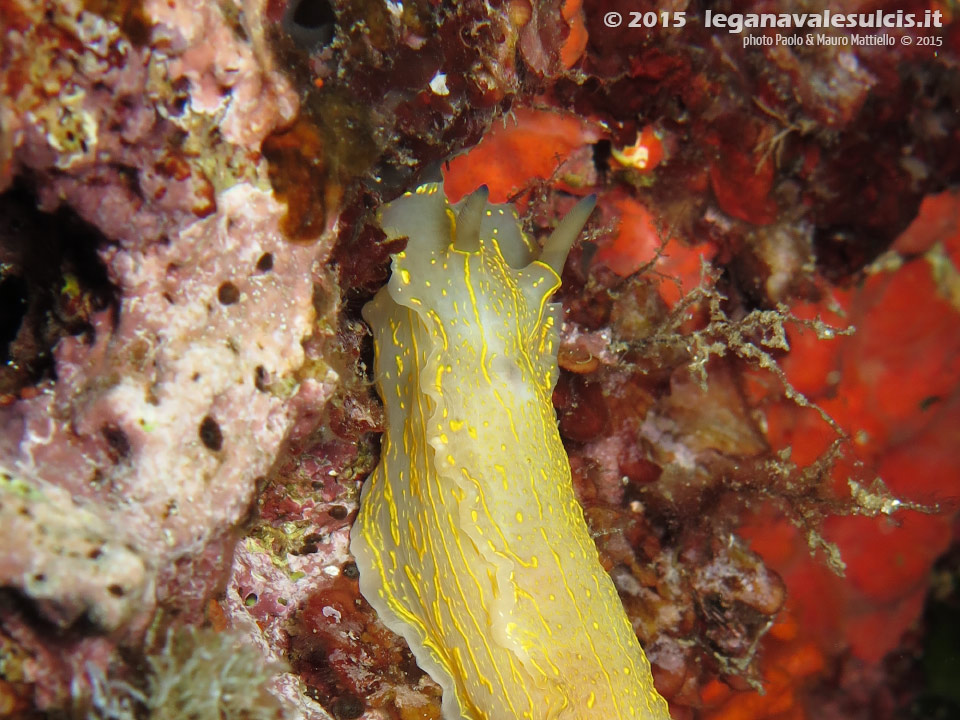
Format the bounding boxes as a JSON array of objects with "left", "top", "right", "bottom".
[{"left": 351, "top": 182, "right": 671, "bottom": 720}]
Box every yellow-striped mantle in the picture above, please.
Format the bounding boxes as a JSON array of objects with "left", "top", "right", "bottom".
[{"left": 351, "top": 182, "right": 671, "bottom": 720}]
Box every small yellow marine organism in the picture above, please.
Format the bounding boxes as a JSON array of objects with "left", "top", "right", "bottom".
[{"left": 352, "top": 182, "right": 671, "bottom": 720}]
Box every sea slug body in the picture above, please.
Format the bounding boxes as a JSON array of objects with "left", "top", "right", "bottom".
[{"left": 351, "top": 182, "right": 671, "bottom": 720}]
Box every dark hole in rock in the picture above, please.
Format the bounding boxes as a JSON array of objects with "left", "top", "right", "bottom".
[
  {"left": 814, "top": 223, "right": 898, "bottom": 281},
  {"left": 292, "top": 0, "right": 334, "bottom": 30},
  {"left": 282, "top": 0, "right": 336, "bottom": 49},
  {"left": 101, "top": 424, "right": 132, "bottom": 460},
  {"left": 330, "top": 694, "right": 364, "bottom": 720},
  {"left": 0, "top": 182, "right": 118, "bottom": 396},
  {"left": 0, "top": 274, "right": 28, "bottom": 364},
  {"left": 256, "top": 252, "right": 274, "bottom": 272},
  {"left": 171, "top": 94, "right": 189, "bottom": 115},
  {"left": 255, "top": 364, "right": 268, "bottom": 392},
  {"left": 199, "top": 415, "right": 223, "bottom": 451},
  {"left": 217, "top": 280, "right": 240, "bottom": 305},
  {"left": 592, "top": 139, "right": 612, "bottom": 175},
  {"left": 114, "top": 163, "right": 143, "bottom": 200}
]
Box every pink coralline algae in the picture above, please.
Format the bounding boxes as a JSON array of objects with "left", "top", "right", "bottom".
[
  {"left": 0, "top": 182, "right": 330, "bottom": 708},
  {"left": 1, "top": 0, "right": 335, "bottom": 711},
  {"left": 0, "top": 469, "right": 149, "bottom": 633}
]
